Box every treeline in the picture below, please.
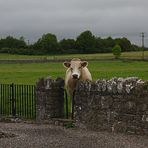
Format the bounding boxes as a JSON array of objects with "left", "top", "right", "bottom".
[{"left": 0, "top": 30, "right": 144, "bottom": 55}]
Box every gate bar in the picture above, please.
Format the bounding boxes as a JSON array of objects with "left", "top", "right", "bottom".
[
  {"left": 71, "top": 90, "right": 76, "bottom": 120},
  {"left": 64, "top": 89, "right": 68, "bottom": 119},
  {"left": 11, "top": 83, "right": 16, "bottom": 117}
]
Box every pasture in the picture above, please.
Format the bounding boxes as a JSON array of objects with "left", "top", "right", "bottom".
[{"left": 0, "top": 60, "right": 147, "bottom": 84}]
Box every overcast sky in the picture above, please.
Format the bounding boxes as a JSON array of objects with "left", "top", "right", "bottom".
[{"left": 0, "top": 0, "right": 148, "bottom": 46}]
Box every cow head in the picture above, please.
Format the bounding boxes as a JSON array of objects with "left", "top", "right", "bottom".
[{"left": 63, "top": 58, "right": 88, "bottom": 80}]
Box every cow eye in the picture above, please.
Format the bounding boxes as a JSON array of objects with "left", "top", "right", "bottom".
[{"left": 70, "top": 68, "right": 73, "bottom": 71}]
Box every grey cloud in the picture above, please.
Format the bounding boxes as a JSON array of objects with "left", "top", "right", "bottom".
[{"left": 0, "top": 0, "right": 148, "bottom": 46}]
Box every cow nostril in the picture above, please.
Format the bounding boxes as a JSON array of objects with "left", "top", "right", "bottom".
[{"left": 72, "top": 74, "right": 78, "bottom": 79}]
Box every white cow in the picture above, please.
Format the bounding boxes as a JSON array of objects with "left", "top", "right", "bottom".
[{"left": 63, "top": 58, "right": 92, "bottom": 96}]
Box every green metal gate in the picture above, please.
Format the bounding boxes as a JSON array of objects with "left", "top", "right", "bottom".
[{"left": 0, "top": 83, "right": 36, "bottom": 119}]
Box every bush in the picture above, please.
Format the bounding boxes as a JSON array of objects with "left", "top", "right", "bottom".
[{"left": 112, "top": 44, "right": 121, "bottom": 59}]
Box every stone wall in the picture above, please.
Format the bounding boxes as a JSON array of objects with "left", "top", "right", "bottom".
[
  {"left": 74, "top": 77, "right": 148, "bottom": 135},
  {"left": 36, "top": 77, "right": 65, "bottom": 122}
]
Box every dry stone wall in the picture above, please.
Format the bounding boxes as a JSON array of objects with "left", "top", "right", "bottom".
[
  {"left": 74, "top": 77, "right": 148, "bottom": 135},
  {"left": 36, "top": 77, "right": 64, "bottom": 122}
]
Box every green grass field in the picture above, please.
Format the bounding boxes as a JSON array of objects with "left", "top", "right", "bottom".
[{"left": 0, "top": 60, "right": 147, "bottom": 84}]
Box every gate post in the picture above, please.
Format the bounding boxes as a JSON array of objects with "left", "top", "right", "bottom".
[{"left": 36, "top": 77, "right": 65, "bottom": 122}]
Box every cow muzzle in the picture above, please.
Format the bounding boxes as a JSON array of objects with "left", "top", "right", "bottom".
[{"left": 72, "top": 74, "right": 79, "bottom": 79}]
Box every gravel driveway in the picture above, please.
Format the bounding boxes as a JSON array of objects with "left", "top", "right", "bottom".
[{"left": 0, "top": 122, "right": 148, "bottom": 148}]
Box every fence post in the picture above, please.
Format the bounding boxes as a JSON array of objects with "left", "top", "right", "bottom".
[{"left": 11, "top": 83, "right": 16, "bottom": 117}]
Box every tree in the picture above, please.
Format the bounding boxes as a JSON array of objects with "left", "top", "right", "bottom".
[
  {"left": 19, "top": 36, "right": 25, "bottom": 42},
  {"left": 59, "top": 39, "right": 76, "bottom": 50},
  {"left": 0, "top": 36, "right": 26, "bottom": 49},
  {"left": 94, "top": 37, "right": 104, "bottom": 53},
  {"left": 76, "top": 30, "right": 96, "bottom": 53},
  {"left": 112, "top": 44, "right": 122, "bottom": 59},
  {"left": 100, "top": 37, "right": 116, "bottom": 53},
  {"left": 115, "top": 37, "right": 131, "bottom": 51},
  {"left": 33, "top": 33, "right": 58, "bottom": 53},
  {"left": 103, "top": 37, "right": 115, "bottom": 48}
]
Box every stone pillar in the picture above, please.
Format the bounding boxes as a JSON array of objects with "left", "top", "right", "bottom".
[{"left": 36, "top": 77, "right": 64, "bottom": 122}]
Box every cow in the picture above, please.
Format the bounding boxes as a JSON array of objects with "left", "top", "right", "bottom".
[{"left": 63, "top": 58, "right": 92, "bottom": 97}]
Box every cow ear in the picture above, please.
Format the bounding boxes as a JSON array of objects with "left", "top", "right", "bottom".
[
  {"left": 63, "top": 62, "right": 71, "bottom": 68},
  {"left": 81, "top": 61, "right": 88, "bottom": 67}
]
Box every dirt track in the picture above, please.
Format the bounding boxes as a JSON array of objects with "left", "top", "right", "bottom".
[{"left": 0, "top": 122, "right": 148, "bottom": 148}]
